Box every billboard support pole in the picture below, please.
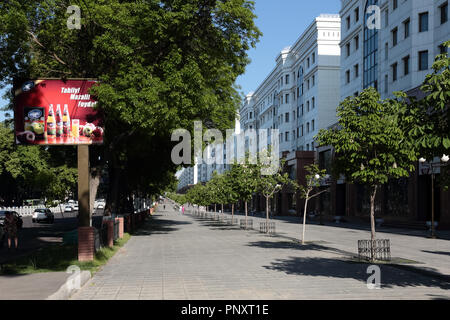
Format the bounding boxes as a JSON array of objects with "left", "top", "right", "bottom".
[{"left": 77, "top": 145, "right": 94, "bottom": 261}]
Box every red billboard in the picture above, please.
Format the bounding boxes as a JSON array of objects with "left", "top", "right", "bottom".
[{"left": 14, "top": 79, "right": 104, "bottom": 145}]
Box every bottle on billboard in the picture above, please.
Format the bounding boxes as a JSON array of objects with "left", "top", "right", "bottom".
[
  {"left": 62, "top": 104, "right": 71, "bottom": 141},
  {"left": 72, "top": 119, "right": 79, "bottom": 141},
  {"left": 56, "top": 104, "right": 63, "bottom": 138},
  {"left": 47, "top": 104, "right": 56, "bottom": 138}
]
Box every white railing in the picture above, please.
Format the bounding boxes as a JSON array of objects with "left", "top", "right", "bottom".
[{"left": 0, "top": 205, "right": 60, "bottom": 216}]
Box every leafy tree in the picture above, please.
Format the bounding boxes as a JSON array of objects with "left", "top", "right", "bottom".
[
  {"left": 404, "top": 41, "right": 450, "bottom": 188},
  {"left": 0, "top": 0, "right": 261, "bottom": 217},
  {"left": 256, "top": 154, "right": 296, "bottom": 232},
  {"left": 207, "top": 171, "right": 231, "bottom": 214},
  {"left": 298, "top": 164, "right": 329, "bottom": 245},
  {"left": 227, "top": 157, "right": 258, "bottom": 227},
  {"left": 43, "top": 165, "right": 78, "bottom": 212},
  {"left": 0, "top": 123, "right": 52, "bottom": 205},
  {"left": 316, "top": 87, "right": 417, "bottom": 255},
  {"left": 222, "top": 169, "right": 240, "bottom": 221}
]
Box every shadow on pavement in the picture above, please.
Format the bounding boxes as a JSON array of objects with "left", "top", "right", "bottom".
[
  {"left": 421, "top": 250, "right": 450, "bottom": 257},
  {"left": 264, "top": 256, "right": 450, "bottom": 290},
  {"left": 246, "top": 240, "right": 351, "bottom": 257},
  {"left": 132, "top": 217, "right": 192, "bottom": 236}
]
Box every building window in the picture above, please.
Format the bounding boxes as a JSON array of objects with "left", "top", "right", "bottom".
[
  {"left": 285, "top": 132, "right": 289, "bottom": 142},
  {"left": 385, "top": 9, "right": 389, "bottom": 27},
  {"left": 312, "top": 52, "right": 316, "bottom": 64},
  {"left": 312, "top": 119, "right": 315, "bottom": 131},
  {"left": 354, "top": 91, "right": 359, "bottom": 97},
  {"left": 384, "top": 74, "right": 388, "bottom": 93},
  {"left": 297, "top": 127, "right": 299, "bottom": 138},
  {"left": 419, "top": 50, "right": 428, "bottom": 70},
  {"left": 392, "top": 62, "right": 398, "bottom": 82},
  {"left": 440, "top": 44, "right": 448, "bottom": 54},
  {"left": 346, "top": 43, "right": 351, "bottom": 57},
  {"left": 312, "top": 97, "right": 315, "bottom": 109},
  {"left": 301, "top": 104, "right": 304, "bottom": 115},
  {"left": 355, "top": 35, "right": 359, "bottom": 51},
  {"left": 285, "top": 112, "right": 289, "bottom": 122},
  {"left": 301, "top": 125, "right": 304, "bottom": 136},
  {"left": 363, "top": 0, "right": 379, "bottom": 90},
  {"left": 312, "top": 75, "right": 315, "bottom": 86},
  {"left": 354, "top": 64, "right": 359, "bottom": 78},
  {"left": 441, "top": 2, "right": 448, "bottom": 24},
  {"left": 346, "top": 16, "right": 351, "bottom": 29},
  {"left": 307, "top": 122, "right": 310, "bottom": 133},
  {"left": 249, "top": 112, "right": 252, "bottom": 119},
  {"left": 286, "top": 74, "right": 290, "bottom": 84},
  {"left": 355, "top": 7, "right": 359, "bottom": 22},
  {"left": 403, "top": 18, "right": 410, "bottom": 39},
  {"left": 393, "top": 0, "right": 398, "bottom": 10},
  {"left": 392, "top": 27, "right": 398, "bottom": 46},
  {"left": 307, "top": 79, "right": 310, "bottom": 90},
  {"left": 346, "top": 70, "right": 350, "bottom": 84},
  {"left": 307, "top": 58, "right": 310, "bottom": 68},
  {"left": 403, "top": 55, "right": 410, "bottom": 75},
  {"left": 285, "top": 93, "right": 289, "bottom": 104},
  {"left": 307, "top": 100, "right": 310, "bottom": 112},
  {"left": 419, "top": 12, "right": 429, "bottom": 32}
]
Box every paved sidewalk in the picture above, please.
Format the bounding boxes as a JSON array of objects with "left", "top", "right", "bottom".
[
  {"left": 219, "top": 210, "right": 450, "bottom": 278},
  {"left": 0, "top": 272, "right": 71, "bottom": 300},
  {"left": 71, "top": 206, "right": 450, "bottom": 300}
]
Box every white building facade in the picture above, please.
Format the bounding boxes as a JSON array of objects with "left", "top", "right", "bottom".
[
  {"left": 240, "top": 14, "right": 342, "bottom": 156},
  {"left": 176, "top": 118, "right": 241, "bottom": 189},
  {"left": 340, "top": 0, "right": 449, "bottom": 100}
]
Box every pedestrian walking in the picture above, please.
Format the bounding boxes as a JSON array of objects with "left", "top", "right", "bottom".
[
  {"left": 164, "top": 204, "right": 166, "bottom": 210},
  {"left": 3, "top": 211, "right": 19, "bottom": 251},
  {"left": 182, "top": 206, "right": 185, "bottom": 214}
]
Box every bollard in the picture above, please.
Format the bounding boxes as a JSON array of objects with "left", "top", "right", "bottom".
[
  {"left": 116, "top": 217, "right": 124, "bottom": 239},
  {"left": 78, "top": 227, "right": 95, "bottom": 261},
  {"left": 105, "top": 220, "right": 114, "bottom": 248}
]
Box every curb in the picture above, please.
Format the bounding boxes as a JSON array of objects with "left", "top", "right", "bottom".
[{"left": 46, "top": 271, "right": 91, "bottom": 300}]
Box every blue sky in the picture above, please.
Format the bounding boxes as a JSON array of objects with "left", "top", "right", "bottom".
[{"left": 0, "top": 0, "right": 341, "bottom": 120}]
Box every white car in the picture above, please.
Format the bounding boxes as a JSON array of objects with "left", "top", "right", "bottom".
[
  {"left": 32, "top": 208, "right": 54, "bottom": 223},
  {"left": 64, "top": 205, "right": 73, "bottom": 212},
  {"left": 97, "top": 202, "right": 105, "bottom": 210},
  {"left": 72, "top": 203, "right": 79, "bottom": 211}
]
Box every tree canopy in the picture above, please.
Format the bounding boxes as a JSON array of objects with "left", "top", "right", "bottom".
[{"left": 0, "top": 0, "right": 261, "bottom": 212}]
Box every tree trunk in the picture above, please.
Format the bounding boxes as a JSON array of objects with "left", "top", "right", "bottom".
[
  {"left": 302, "top": 191, "right": 310, "bottom": 245},
  {"left": 245, "top": 201, "right": 248, "bottom": 230},
  {"left": 266, "top": 196, "right": 269, "bottom": 233},
  {"left": 232, "top": 203, "right": 234, "bottom": 222},
  {"left": 221, "top": 203, "right": 224, "bottom": 214},
  {"left": 214, "top": 204, "right": 216, "bottom": 213},
  {"left": 370, "top": 185, "right": 378, "bottom": 261},
  {"left": 89, "top": 167, "right": 101, "bottom": 217}
]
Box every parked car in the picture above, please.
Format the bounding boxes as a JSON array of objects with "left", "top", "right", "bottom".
[
  {"left": 72, "top": 203, "right": 79, "bottom": 211},
  {"left": 0, "top": 225, "right": 4, "bottom": 248},
  {"left": 64, "top": 205, "right": 73, "bottom": 212},
  {"left": 32, "top": 208, "right": 54, "bottom": 223},
  {"left": 0, "top": 210, "right": 23, "bottom": 229}
]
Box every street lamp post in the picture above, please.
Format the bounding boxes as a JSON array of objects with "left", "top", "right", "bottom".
[{"left": 419, "top": 155, "right": 449, "bottom": 239}]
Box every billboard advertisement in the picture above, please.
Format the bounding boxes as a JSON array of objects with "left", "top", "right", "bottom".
[{"left": 14, "top": 79, "right": 104, "bottom": 145}]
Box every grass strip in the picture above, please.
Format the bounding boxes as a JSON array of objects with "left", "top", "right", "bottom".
[{"left": 0, "top": 233, "right": 131, "bottom": 275}]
